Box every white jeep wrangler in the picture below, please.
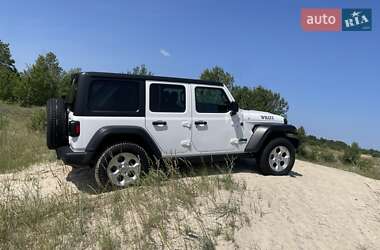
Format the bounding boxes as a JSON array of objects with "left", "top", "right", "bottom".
[{"left": 47, "top": 72, "right": 299, "bottom": 188}]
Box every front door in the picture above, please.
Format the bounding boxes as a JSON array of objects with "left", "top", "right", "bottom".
[
  {"left": 191, "top": 85, "right": 244, "bottom": 153},
  {"left": 145, "top": 81, "right": 192, "bottom": 156}
]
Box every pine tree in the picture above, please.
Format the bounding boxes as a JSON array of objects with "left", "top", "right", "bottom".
[
  {"left": 0, "top": 40, "right": 18, "bottom": 102},
  {"left": 200, "top": 66, "right": 234, "bottom": 90},
  {"left": 15, "top": 52, "right": 63, "bottom": 106}
]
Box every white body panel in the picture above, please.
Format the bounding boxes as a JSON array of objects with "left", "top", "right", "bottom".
[
  {"left": 145, "top": 81, "right": 192, "bottom": 156},
  {"left": 190, "top": 84, "right": 245, "bottom": 154},
  {"left": 68, "top": 114, "right": 146, "bottom": 152},
  {"left": 68, "top": 80, "right": 285, "bottom": 157},
  {"left": 239, "top": 109, "right": 285, "bottom": 142}
]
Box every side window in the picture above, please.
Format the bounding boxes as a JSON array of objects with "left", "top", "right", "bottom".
[
  {"left": 150, "top": 84, "right": 186, "bottom": 112},
  {"left": 195, "top": 87, "right": 230, "bottom": 113},
  {"left": 88, "top": 79, "right": 141, "bottom": 112}
]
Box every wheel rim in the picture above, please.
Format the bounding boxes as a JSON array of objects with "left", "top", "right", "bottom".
[
  {"left": 106, "top": 152, "right": 141, "bottom": 187},
  {"left": 268, "top": 145, "right": 291, "bottom": 172}
]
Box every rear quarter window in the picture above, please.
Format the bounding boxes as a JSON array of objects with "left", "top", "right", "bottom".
[{"left": 86, "top": 78, "right": 145, "bottom": 116}]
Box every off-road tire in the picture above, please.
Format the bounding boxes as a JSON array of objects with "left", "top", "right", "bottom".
[
  {"left": 46, "top": 98, "right": 68, "bottom": 149},
  {"left": 95, "top": 142, "right": 149, "bottom": 189},
  {"left": 259, "top": 137, "right": 295, "bottom": 175}
]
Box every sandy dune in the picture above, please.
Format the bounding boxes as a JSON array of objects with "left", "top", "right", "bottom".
[
  {"left": 1, "top": 160, "right": 379, "bottom": 249},
  {"left": 224, "top": 160, "right": 380, "bottom": 249}
]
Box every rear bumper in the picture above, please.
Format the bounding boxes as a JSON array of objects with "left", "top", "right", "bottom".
[{"left": 56, "top": 146, "right": 95, "bottom": 167}]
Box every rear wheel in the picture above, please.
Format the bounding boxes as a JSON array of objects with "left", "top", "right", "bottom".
[
  {"left": 259, "top": 138, "right": 295, "bottom": 175},
  {"left": 95, "top": 142, "right": 149, "bottom": 189}
]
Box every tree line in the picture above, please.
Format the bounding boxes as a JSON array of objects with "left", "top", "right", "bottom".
[
  {"left": 199, "top": 66, "right": 288, "bottom": 116},
  {"left": 297, "top": 126, "right": 380, "bottom": 161},
  {"left": 0, "top": 41, "right": 80, "bottom": 106},
  {"left": 0, "top": 40, "right": 288, "bottom": 116}
]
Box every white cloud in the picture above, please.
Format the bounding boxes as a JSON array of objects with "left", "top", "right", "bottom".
[{"left": 160, "top": 49, "right": 171, "bottom": 57}]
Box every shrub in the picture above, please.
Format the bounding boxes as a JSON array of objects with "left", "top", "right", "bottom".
[
  {"left": 319, "top": 151, "right": 336, "bottom": 163},
  {"left": 28, "top": 109, "right": 46, "bottom": 131},
  {"left": 297, "top": 145, "right": 317, "bottom": 161},
  {"left": 296, "top": 144, "right": 307, "bottom": 157},
  {"left": 342, "top": 142, "right": 360, "bottom": 165},
  {"left": 356, "top": 158, "right": 374, "bottom": 171},
  {"left": 297, "top": 126, "right": 307, "bottom": 143},
  {"left": 308, "top": 150, "right": 318, "bottom": 161}
]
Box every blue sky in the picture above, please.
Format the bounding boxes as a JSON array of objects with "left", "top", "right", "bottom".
[{"left": 1, "top": 0, "right": 379, "bottom": 149}]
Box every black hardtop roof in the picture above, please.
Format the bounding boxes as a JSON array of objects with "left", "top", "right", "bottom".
[{"left": 80, "top": 71, "right": 223, "bottom": 86}]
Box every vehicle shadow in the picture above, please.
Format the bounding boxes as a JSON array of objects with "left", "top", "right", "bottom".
[
  {"left": 66, "top": 167, "right": 98, "bottom": 194},
  {"left": 65, "top": 158, "right": 303, "bottom": 194}
]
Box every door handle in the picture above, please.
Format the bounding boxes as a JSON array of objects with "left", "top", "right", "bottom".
[
  {"left": 152, "top": 120, "right": 167, "bottom": 126},
  {"left": 194, "top": 120, "right": 207, "bottom": 125}
]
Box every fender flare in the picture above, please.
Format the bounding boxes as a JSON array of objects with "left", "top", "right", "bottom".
[
  {"left": 245, "top": 124, "right": 299, "bottom": 153},
  {"left": 85, "top": 126, "right": 162, "bottom": 158}
]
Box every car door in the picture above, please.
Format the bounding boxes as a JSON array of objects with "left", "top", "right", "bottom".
[
  {"left": 145, "top": 81, "right": 192, "bottom": 156},
  {"left": 191, "top": 85, "right": 244, "bottom": 153}
]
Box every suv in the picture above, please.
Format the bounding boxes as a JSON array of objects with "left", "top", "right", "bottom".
[{"left": 47, "top": 72, "right": 299, "bottom": 188}]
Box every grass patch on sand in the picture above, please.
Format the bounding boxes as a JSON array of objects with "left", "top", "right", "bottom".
[
  {"left": 0, "top": 102, "right": 55, "bottom": 173},
  {"left": 0, "top": 161, "right": 256, "bottom": 249},
  {"left": 297, "top": 144, "right": 380, "bottom": 180}
]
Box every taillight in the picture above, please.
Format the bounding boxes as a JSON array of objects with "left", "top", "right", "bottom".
[{"left": 69, "top": 121, "right": 80, "bottom": 137}]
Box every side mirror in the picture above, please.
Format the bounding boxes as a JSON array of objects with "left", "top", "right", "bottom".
[{"left": 229, "top": 101, "right": 239, "bottom": 116}]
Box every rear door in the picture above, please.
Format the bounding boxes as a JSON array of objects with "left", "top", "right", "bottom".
[
  {"left": 145, "top": 81, "right": 192, "bottom": 156},
  {"left": 191, "top": 85, "right": 244, "bottom": 153}
]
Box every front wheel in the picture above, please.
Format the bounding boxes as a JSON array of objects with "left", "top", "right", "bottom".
[
  {"left": 259, "top": 138, "right": 295, "bottom": 175},
  {"left": 95, "top": 142, "right": 149, "bottom": 189}
]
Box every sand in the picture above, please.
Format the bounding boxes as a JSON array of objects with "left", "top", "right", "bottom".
[{"left": 1, "top": 160, "right": 379, "bottom": 249}]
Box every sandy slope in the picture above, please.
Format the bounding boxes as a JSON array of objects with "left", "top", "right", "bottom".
[
  {"left": 222, "top": 160, "right": 380, "bottom": 250},
  {"left": 0, "top": 162, "right": 96, "bottom": 197},
  {"left": 0, "top": 160, "right": 379, "bottom": 249}
]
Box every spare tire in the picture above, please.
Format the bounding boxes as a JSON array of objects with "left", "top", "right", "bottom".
[{"left": 46, "top": 98, "right": 68, "bottom": 149}]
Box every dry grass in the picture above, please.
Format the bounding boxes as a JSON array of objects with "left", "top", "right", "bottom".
[
  {"left": 0, "top": 102, "right": 55, "bottom": 173},
  {"left": 0, "top": 161, "right": 257, "bottom": 249},
  {"left": 297, "top": 144, "right": 380, "bottom": 180}
]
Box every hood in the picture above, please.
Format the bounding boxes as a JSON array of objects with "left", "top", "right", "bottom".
[{"left": 240, "top": 109, "right": 285, "bottom": 124}]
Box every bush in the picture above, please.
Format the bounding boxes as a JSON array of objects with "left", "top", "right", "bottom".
[
  {"left": 342, "top": 142, "right": 361, "bottom": 165},
  {"left": 297, "top": 145, "right": 317, "bottom": 161},
  {"left": 356, "top": 158, "right": 374, "bottom": 171},
  {"left": 319, "top": 151, "right": 336, "bottom": 163},
  {"left": 296, "top": 144, "right": 307, "bottom": 157},
  {"left": 28, "top": 109, "right": 46, "bottom": 131}
]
